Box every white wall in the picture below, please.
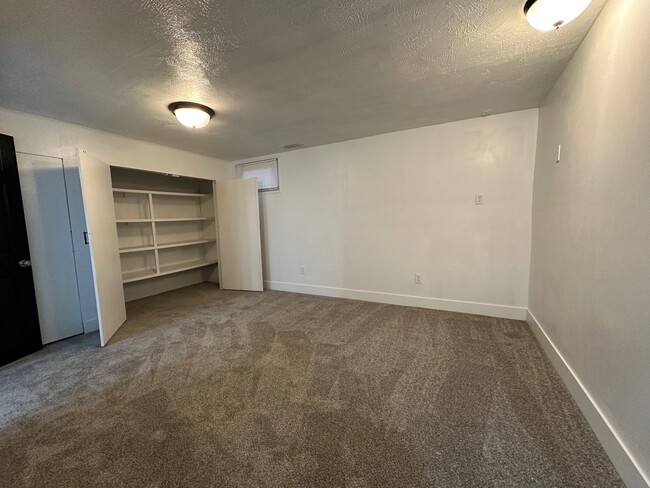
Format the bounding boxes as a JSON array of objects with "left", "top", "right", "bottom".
[
  {"left": 528, "top": 0, "right": 650, "bottom": 485},
  {"left": 0, "top": 107, "right": 231, "bottom": 335},
  {"left": 0, "top": 107, "right": 231, "bottom": 180},
  {"left": 240, "top": 109, "right": 538, "bottom": 319}
]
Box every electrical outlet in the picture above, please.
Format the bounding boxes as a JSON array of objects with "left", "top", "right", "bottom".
[
  {"left": 415, "top": 273, "right": 422, "bottom": 284},
  {"left": 300, "top": 265, "right": 305, "bottom": 275},
  {"left": 475, "top": 194, "right": 484, "bottom": 205}
]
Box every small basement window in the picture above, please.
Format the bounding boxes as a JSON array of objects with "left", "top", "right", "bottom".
[{"left": 235, "top": 158, "right": 279, "bottom": 192}]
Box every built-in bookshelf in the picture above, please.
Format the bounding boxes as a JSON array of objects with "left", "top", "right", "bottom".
[{"left": 111, "top": 171, "right": 218, "bottom": 288}]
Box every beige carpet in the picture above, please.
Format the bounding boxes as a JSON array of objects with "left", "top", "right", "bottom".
[{"left": 0, "top": 283, "right": 623, "bottom": 487}]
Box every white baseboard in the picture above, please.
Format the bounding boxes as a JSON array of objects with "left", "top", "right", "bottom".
[
  {"left": 264, "top": 280, "right": 527, "bottom": 320},
  {"left": 83, "top": 317, "right": 99, "bottom": 334},
  {"left": 526, "top": 310, "right": 649, "bottom": 488}
]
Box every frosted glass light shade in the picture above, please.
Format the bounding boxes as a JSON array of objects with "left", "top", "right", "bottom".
[
  {"left": 168, "top": 102, "right": 215, "bottom": 129},
  {"left": 524, "top": 0, "right": 592, "bottom": 31}
]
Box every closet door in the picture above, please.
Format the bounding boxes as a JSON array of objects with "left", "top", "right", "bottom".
[
  {"left": 17, "top": 153, "right": 84, "bottom": 343},
  {"left": 215, "top": 179, "right": 263, "bottom": 291},
  {"left": 76, "top": 151, "right": 126, "bottom": 346}
]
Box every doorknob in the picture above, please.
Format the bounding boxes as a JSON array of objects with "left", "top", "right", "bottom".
[{"left": 18, "top": 259, "right": 31, "bottom": 268}]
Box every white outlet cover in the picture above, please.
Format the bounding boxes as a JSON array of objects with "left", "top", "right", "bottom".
[{"left": 475, "top": 194, "right": 484, "bottom": 205}]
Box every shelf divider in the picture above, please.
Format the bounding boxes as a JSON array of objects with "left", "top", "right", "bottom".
[{"left": 149, "top": 193, "right": 160, "bottom": 274}]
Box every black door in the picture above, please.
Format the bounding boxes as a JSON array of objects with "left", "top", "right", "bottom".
[{"left": 0, "top": 133, "right": 42, "bottom": 367}]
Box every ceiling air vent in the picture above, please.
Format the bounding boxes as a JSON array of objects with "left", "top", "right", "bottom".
[{"left": 283, "top": 143, "right": 304, "bottom": 150}]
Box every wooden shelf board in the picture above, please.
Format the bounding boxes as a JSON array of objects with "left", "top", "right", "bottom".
[
  {"left": 113, "top": 188, "right": 209, "bottom": 198},
  {"left": 116, "top": 218, "right": 153, "bottom": 223},
  {"left": 158, "top": 260, "right": 217, "bottom": 276},
  {"left": 122, "top": 260, "right": 217, "bottom": 284},
  {"left": 122, "top": 268, "right": 157, "bottom": 283},
  {"left": 154, "top": 217, "right": 213, "bottom": 222},
  {"left": 119, "top": 240, "right": 215, "bottom": 254},
  {"left": 156, "top": 239, "right": 216, "bottom": 250},
  {"left": 116, "top": 217, "right": 212, "bottom": 224},
  {"left": 119, "top": 245, "right": 156, "bottom": 254}
]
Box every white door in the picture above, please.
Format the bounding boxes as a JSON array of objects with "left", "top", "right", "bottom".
[
  {"left": 16, "top": 153, "right": 84, "bottom": 344},
  {"left": 216, "top": 178, "right": 263, "bottom": 291},
  {"left": 76, "top": 151, "right": 126, "bottom": 346}
]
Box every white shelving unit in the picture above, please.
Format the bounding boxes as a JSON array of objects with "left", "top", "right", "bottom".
[{"left": 111, "top": 168, "right": 219, "bottom": 297}]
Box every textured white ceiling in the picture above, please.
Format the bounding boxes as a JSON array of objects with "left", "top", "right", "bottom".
[{"left": 0, "top": 0, "right": 606, "bottom": 160}]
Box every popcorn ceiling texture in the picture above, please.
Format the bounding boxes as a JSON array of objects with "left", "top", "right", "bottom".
[{"left": 0, "top": 0, "right": 606, "bottom": 160}]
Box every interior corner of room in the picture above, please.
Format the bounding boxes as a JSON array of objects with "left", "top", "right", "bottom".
[{"left": 0, "top": 0, "right": 648, "bottom": 486}]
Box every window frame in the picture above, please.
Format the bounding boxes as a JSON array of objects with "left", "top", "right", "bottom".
[{"left": 235, "top": 158, "right": 280, "bottom": 193}]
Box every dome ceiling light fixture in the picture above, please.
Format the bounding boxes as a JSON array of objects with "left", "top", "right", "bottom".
[
  {"left": 523, "top": 0, "right": 592, "bottom": 32},
  {"left": 168, "top": 101, "right": 215, "bottom": 129}
]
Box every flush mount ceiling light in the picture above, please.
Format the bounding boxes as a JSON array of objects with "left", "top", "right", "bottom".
[
  {"left": 168, "top": 101, "right": 215, "bottom": 129},
  {"left": 524, "top": 0, "right": 592, "bottom": 31}
]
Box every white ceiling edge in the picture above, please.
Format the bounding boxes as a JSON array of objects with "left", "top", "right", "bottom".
[
  {"left": 232, "top": 106, "right": 541, "bottom": 165},
  {"left": 0, "top": 105, "right": 231, "bottom": 165}
]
